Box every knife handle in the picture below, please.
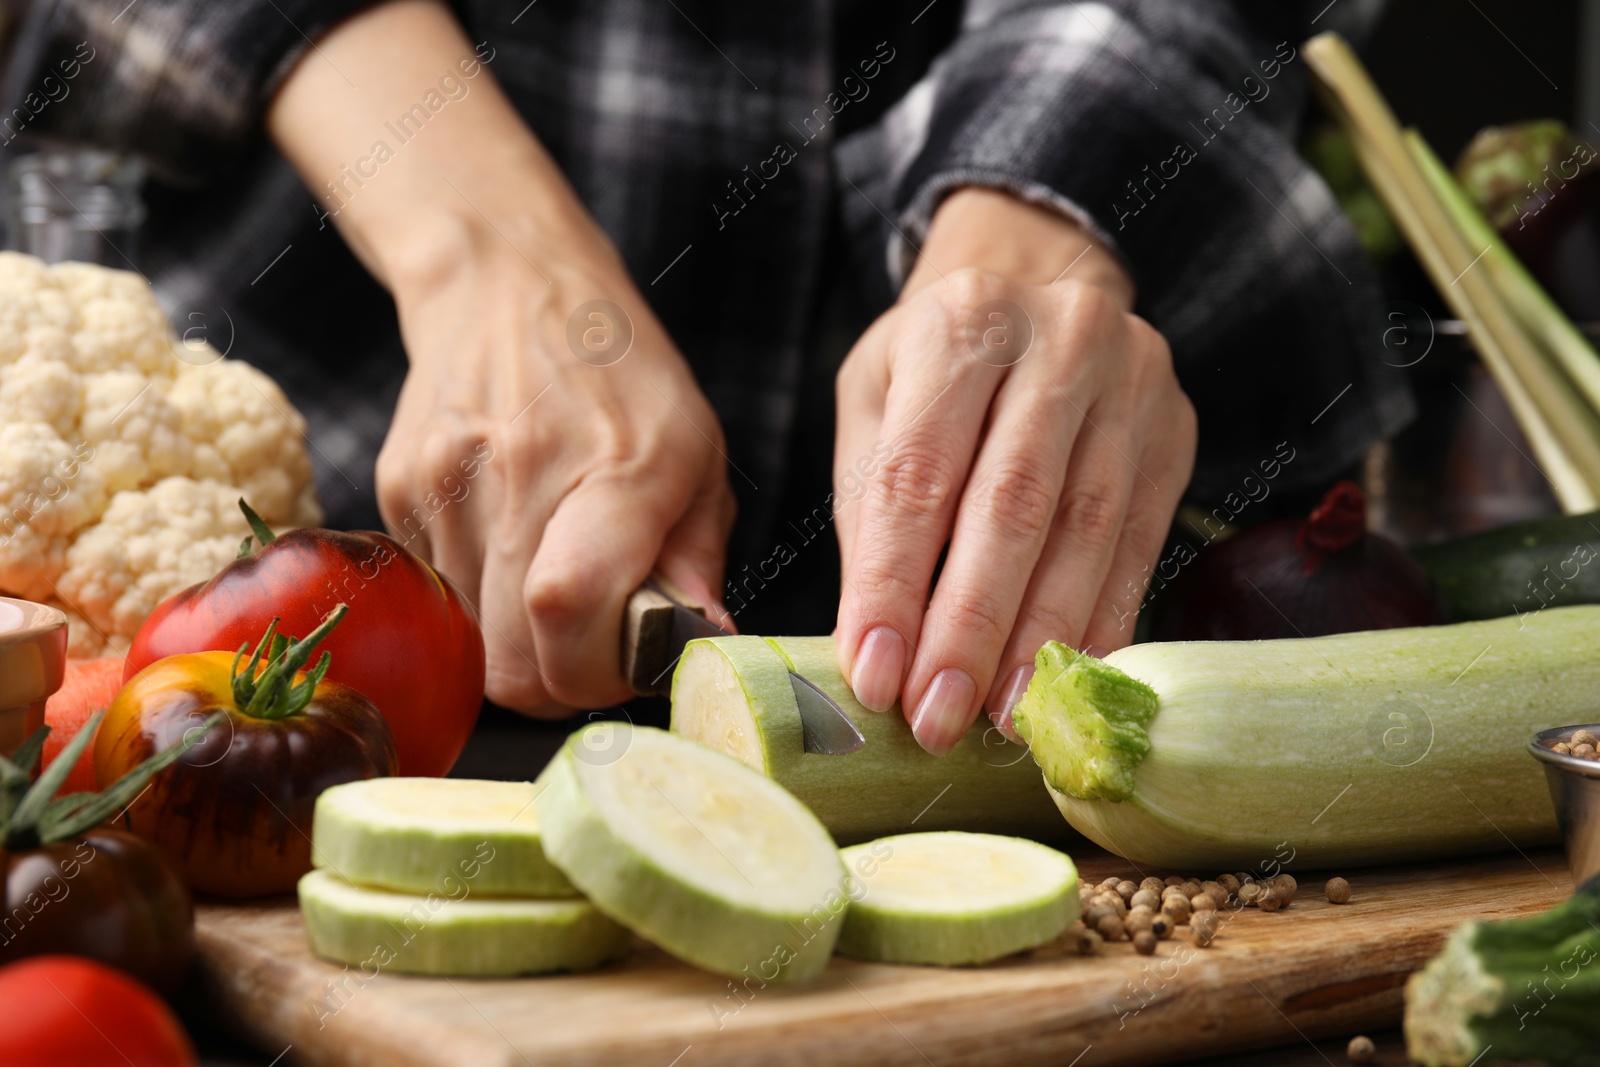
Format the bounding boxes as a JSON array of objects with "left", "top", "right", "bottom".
[{"left": 622, "top": 573, "right": 705, "bottom": 697}]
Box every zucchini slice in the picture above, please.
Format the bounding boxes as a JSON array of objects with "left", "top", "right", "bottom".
[
  {"left": 837, "top": 832, "right": 1079, "bottom": 965},
  {"left": 536, "top": 724, "right": 846, "bottom": 984},
  {"left": 298, "top": 869, "right": 630, "bottom": 977},
  {"left": 311, "top": 777, "right": 576, "bottom": 898}
]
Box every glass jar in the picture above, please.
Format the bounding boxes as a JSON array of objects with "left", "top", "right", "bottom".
[{"left": 4, "top": 144, "right": 145, "bottom": 265}]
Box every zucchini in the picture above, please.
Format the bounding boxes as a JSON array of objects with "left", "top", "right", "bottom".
[
  {"left": 669, "top": 635, "right": 1064, "bottom": 843},
  {"left": 1405, "top": 873, "right": 1600, "bottom": 1066},
  {"left": 1011, "top": 607, "right": 1597, "bottom": 868},
  {"left": 535, "top": 723, "right": 846, "bottom": 984},
  {"left": 1413, "top": 511, "right": 1600, "bottom": 621},
  {"left": 298, "top": 869, "right": 630, "bottom": 977},
  {"left": 836, "top": 832, "right": 1079, "bottom": 965},
  {"left": 311, "top": 778, "right": 576, "bottom": 897}
]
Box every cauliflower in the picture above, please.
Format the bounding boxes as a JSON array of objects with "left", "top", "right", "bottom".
[
  {"left": 0, "top": 252, "right": 322, "bottom": 655},
  {"left": 57, "top": 478, "right": 253, "bottom": 642}
]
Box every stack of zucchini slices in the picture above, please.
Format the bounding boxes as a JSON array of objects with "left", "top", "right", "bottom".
[{"left": 299, "top": 724, "right": 1081, "bottom": 980}]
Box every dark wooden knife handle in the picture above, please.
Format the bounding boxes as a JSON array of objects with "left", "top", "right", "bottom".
[{"left": 622, "top": 573, "right": 704, "bottom": 696}]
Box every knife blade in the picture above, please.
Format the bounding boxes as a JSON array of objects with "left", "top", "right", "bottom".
[{"left": 621, "top": 577, "right": 865, "bottom": 755}]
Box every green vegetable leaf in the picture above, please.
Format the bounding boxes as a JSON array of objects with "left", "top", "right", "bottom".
[{"left": 8, "top": 709, "right": 106, "bottom": 837}]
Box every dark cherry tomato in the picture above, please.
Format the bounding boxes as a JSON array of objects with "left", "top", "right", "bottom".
[
  {"left": 0, "top": 955, "right": 197, "bottom": 1067},
  {"left": 125, "top": 511, "right": 483, "bottom": 778},
  {"left": 96, "top": 610, "right": 397, "bottom": 896},
  {"left": 0, "top": 829, "right": 194, "bottom": 993}
]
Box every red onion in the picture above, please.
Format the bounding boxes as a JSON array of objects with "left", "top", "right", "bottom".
[{"left": 1150, "top": 481, "right": 1448, "bottom": 641}]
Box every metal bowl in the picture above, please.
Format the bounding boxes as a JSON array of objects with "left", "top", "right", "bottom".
[{"left": 1528, "top": 724, "right": 1600, "bottom": 887}]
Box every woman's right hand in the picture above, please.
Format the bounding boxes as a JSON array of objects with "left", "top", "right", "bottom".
[{"left": 269, "top": 0, "right": 735, "bottom": 714}]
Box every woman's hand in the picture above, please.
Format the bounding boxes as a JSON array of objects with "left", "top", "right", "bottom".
[
  {"left": 269, "top": 1, "right": 734, "bottom": 714},
  {"left": 834, "top": 188, "right": 1196, "bottom": 753}
]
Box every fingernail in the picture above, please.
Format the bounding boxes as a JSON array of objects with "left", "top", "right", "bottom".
[
  {"left": 1083, "top": 644, "right": 1110, "bottom": 659},
  {"left": 851, "top": 626, "right": 905, "bottom": 712},
  {"left": 911, "top": 668, "right": 977, "bottom": 756},
  {"left": 992, "top": 664, "right": 1034, "bottom": 744}
]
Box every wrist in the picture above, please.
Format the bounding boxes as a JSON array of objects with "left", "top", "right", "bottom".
[{"left": 904, "top": 187, "right": 1134, "bottom": 308}]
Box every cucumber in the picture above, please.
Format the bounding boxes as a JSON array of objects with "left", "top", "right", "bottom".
[
  {"left": 535, "top": 723, "right": 846, "bottom": 984},
  {"left": 1013, "top": 607, "right": 1599, "bottom": 869},
  {"left": 1413, "top": 511, "right": 1600, "bottom": 621},
  {"left": 670, "top": 635, "right": 1064, "bottom": 844},
  {"left": 311, "top": 777, "right": 576, "bottom": 898},
  {"left": 297, "top": 869, "right": 631, "bottom": 977},
  {"left": 837, "top": 832, "right": 1079, "bottom": 966}
]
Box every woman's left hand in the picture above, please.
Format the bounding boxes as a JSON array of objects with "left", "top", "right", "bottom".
[{"left": 833, "top": 188, "right": 1196, "bottom": 754}]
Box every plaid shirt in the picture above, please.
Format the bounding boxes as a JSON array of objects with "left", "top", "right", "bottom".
[{"left": 4, "top": 0, "right": 1411, "bottom": 632}]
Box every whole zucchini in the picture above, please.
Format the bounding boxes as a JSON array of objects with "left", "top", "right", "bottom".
[
  {"left": 1011, "top": 606, "right": 1598, "bottom": 868},
  {"left": 1413, "top": 511, "right": 1600, "bottom": 621},
  {"left": 1405, "top": 873, "right": 1600, "bottom": 1066}
]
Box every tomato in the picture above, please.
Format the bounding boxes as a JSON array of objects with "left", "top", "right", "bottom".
[
  {"left": 42, "top": 657, "right": 125, "bottom": 795},
  {"left": 1, "top": 829, "right": 194, "bottom": 993},
  {"left": 125, "top": 510, "right": 483, "bottom": 777},
  {"left": 0, "top": 955, "right": 196, "bottom": 1067},
  {"left": 97, "top": 609, "right": 397, "bottom": 896}
]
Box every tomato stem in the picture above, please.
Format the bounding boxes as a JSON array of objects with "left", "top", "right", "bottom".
[
  {"left": 230, "top": 605, "right": 347, "bottom": 720},
  {"left": 236, "top": 498, "right": 277, "bottom": 558}
]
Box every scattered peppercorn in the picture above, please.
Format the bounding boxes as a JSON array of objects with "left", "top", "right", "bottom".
[
  {"left": 1238, "top": 882, "right": 1263, "bottom": 906},
  {"left": 1125, "top": 911, "right": 1154, "bottom": 936},
  {"left": 1133, "top": 930, "right": 1158, "bottom": 955},
  {"left": 1164, "top": 875, "right": 1185, "bottom": 887},
  {"left": 1257, "top": 888, "right": 1284, "bottom": 913},
  {"left": 1131, "top": 889, "right": 1161, "bottom": 910},
  {"left": 1200, "top": 880, "right": 1227, "bottom": 904},
  {"left": 1346, "top": 1034, "right": 1375, "bottom": 1064},
  {"left": 1325, "top": 877, "right": 1352, "bottom": 904},
  {"left": 1096, "top": 915, "right": 1126, "bottom": 942},
  {"left": 1140, "top": 876, "right": 1165, "bottom": 895},
  {"left": 1191, "top": 893, "right": 1218, "bottom": 913},
  {"left": 1162, "top": 896, "right": 1192, "bottom": 924},
  {"left": 1216, "top": 874, "right": 1241, "bottom": 896},
  {"left": 1190, "top": 911, "right": 1218, "bottom": 947},
  {"left": 1115, "top": 880, "right": 1138, "bottom": 903},
  {"left": 1150, "top": 914, "right": 1173, "bottom": 940},
  {"left": 1273, "top": 874, "right": 1297, "bottom": 899},
  {"left": 1076, "top": 928, "right": 1103, "bottom": 956}
]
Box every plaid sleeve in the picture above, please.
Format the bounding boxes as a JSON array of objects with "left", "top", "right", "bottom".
[
  {"left": 836, "top": 0, "right": 1415, "bottom": 500},
  {"left": 2, "top": 0, "right": 380, "bottom": 182}
]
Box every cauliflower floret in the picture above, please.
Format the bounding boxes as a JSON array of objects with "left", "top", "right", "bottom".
[
  {"left": 79, "top": 370, "right": 192, "bottom": 494},
  {"left": 0, "top": 350, "right": 81, "bottom": 436},
  {"left": 56, "top": 477, "right": 251, "bottom": 639},
  {"left": 0, "top": 423, "right": 106, "bottom": 602},
  {"left": 170, "top": 359, "right": 322, "bottom": 526},
  {"left": 0, "top": 252, "right": 321, "bottom": 651}
]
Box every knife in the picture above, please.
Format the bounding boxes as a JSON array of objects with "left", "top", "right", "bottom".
[{"left": 621, "top": 575, "right": 866, "bottom": 755}]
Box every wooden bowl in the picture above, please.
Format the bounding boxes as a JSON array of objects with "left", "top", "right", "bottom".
[{"left": 0, "top": 596, "right": 68, "bottom": 759}]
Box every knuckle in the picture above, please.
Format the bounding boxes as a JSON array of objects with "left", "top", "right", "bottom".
[
  {"left": 1060, "top": 484, "right": 1123, "bottom": 549},
  {"left": 524, "top": 563, "right": 592, "bottom": 628},
  {"left": 870, "top": 444, "right": 958, "bottom": 521},
  {"left": 937, "top": 586, "right": 1012, "bottom": 646},
  {"left": 972, "top": 462, "right": 1059, "bottom": 541}
]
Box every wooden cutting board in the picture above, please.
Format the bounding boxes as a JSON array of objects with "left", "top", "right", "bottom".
[{"left": 193, "top": 845, "right": 1571, "bottom": 1067}]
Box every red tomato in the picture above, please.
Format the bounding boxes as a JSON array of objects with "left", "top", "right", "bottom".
[
  {"left": 0, "top": 955, "right": 196, "bottom": 1067},
  {"left": 43, "top": 657, "right": 125, "bottom": 794},
  {"left": 124, "top": 525, "right": 483, "bottom": 777}
]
